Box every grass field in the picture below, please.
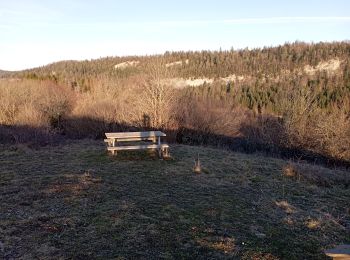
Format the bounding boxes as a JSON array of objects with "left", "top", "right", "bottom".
[{"left": 0, "top": 140, "right": 349, "bottom": 259}]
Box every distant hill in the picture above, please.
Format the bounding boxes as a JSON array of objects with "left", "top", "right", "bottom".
[
  {"left": 6, "top": 41, "right": 348, "bottom": 109},
  {"left": 2, "top": 41, "right": 349, "bottom": 104},
  {"left": 11, "top": 41, "right": 348, "bottom": 75}
]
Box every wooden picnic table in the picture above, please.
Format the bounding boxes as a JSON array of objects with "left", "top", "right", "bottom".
[{"left": 104, "top": 131, "right": 169, "bottom": 158}]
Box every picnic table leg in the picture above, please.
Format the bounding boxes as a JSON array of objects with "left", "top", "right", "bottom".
[
  {"left": 163, "top": 147, "right": 170, "bottom": 158},
  {"left": 157, "top": 136, "right": 162, "bottom": 158},
  {"left": 112, "top": 139, "right": 117, "bottom": 155}
]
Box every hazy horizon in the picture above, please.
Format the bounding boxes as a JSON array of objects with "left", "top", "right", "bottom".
[{"left": 1, "top": 0, "right": 350, "bottom": 71}]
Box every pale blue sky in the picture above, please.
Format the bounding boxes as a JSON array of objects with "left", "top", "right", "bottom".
[{"left": 1, "top": 0, "right": 349, "bottom": 70}]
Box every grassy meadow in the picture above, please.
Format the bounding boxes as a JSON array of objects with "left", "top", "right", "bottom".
[{"left": 1, "top": 140, "right": 349, "bottom": 259}]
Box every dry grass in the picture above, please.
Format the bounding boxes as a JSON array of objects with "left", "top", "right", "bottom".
[
  {"left": 281, "top": 87, "right": 350, "bottom": 162},
  {"left": 0, "top": 140, "right": 349, "bottom": 259},
  {"left": 305, "top": 218, "right": 321, "bottom": 230},
  {"left": 275, "top": 200, "right": 297, "bottom": 214},
  {"left": 283, "top": 162, "right": 350, "bottom": 188},
  {"left": 196, "top": 236, "right": 236, "bottom": 254}
]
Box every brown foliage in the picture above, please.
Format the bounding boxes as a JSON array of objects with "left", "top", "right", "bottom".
[
  {"left": 0, "top": 73, "right": 349, "bottom": 165},
  {"left": 0, "top": 79, "right": 74, "bottom": 129},
  {"left": 176, "top": 96, "right": 249, "bottom": 137}
]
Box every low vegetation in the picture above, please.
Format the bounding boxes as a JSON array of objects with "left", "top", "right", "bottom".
[
  {"left": 1, "top": 42, "right": 350, "bottom": 166},
  {"left": 0, "top": 140, "right": 349, "bottom": 259}
]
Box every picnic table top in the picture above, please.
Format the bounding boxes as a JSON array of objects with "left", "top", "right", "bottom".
[{"left": 105, "top": 131, "right": 166, "bottom": 139}]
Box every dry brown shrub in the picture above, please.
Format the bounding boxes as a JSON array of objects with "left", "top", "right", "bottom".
[
  {"left": 281, "top": 87, "right": 319, "bottom": 149},
  {"left": 313, "top": 107, "right": 350, "bottom": 161},
  {"left": 65, "top": 76, "right": 146, "bottom": 136},
  {"left": 0, "top": 79, "right": 74, "bottom": 129},
  {"left": 137, "top": 58, "right": 179, "bottom": 128},
  {"left": 305, "top": 218, "right": 321, "bottom": 230},
  {"left": 282, "top": 163, "right": 297, "bottom": 178},
  {"left": 275, "top": 200, "right": 297, "bottom": 214},
  {"left": 276, "top": 86, "right": 350, "bottom": 161},
  {"left": 177, "top": 97, "right": 250, "bottom": 137},
  {"left": 0, "top": 79, "right": 75, "bottom": 144},
  {"left": 0, "top": 80, "right": 32, "bottom": 125},
  {"left": 240, "top": 114, "right": 286, "bottom": 148},
  {"left": 196, "top": 236, "right": 236, "bottom": 254}
]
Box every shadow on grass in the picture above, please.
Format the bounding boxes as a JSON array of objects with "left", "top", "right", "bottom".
[
  {"left": 84, "top": 149, "right": 161, "bottom": 162},
  {"left": 0, "top": 115, "right": 349, "bottom": 168}
]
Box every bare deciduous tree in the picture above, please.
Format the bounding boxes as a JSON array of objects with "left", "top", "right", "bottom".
[{"left": 139, "top": 58, "right": 178, "bottom": 128}]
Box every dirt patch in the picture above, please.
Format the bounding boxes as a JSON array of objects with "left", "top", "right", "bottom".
[
  {"left": 114, "top": 60, "right": 140, "bottom": 69},
  {"left": 304, "top": 59, "right": 341, "bottom": 75}
]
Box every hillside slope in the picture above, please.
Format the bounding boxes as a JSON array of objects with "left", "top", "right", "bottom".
[
  {"left": 1, "top": 140, "right": 349, "bottom": 259},
  {"left": 11, "top": 41, "right": 350, "bottom": 113},
  {"left": 14, "top": 41, "right": 350, "bottom": 80}
]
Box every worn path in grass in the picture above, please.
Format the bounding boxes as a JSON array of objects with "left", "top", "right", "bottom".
[{"left": 0, "top": 140, "right": 349, "bottom": 259}]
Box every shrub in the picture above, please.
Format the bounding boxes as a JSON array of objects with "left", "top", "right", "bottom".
[{"left": 0, "top": 79, "right": 74, "bottom": 142}]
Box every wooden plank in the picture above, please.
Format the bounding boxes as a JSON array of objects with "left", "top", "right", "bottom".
[
  {"left": 105, "top": 131, "right": 166, "bottom": 139},
  {"left": 107, "top": 144, "right": 169, "bottom": 151},
  {"left": 104, "top": 139, "right": 113, "bottom": 146},
  {"left": 325, "top": 244, "right": 350, "bottom": 259},
  {"left": 105, "top": 137, "right": 157, "bottom": 146},
  {"left": 109, "top": 137, "right": 155, "bottom": 142}
]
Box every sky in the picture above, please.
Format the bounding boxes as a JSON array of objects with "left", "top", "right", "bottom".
[{"left": 0, "top": 0, "right": 349, "bottom": 71}]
